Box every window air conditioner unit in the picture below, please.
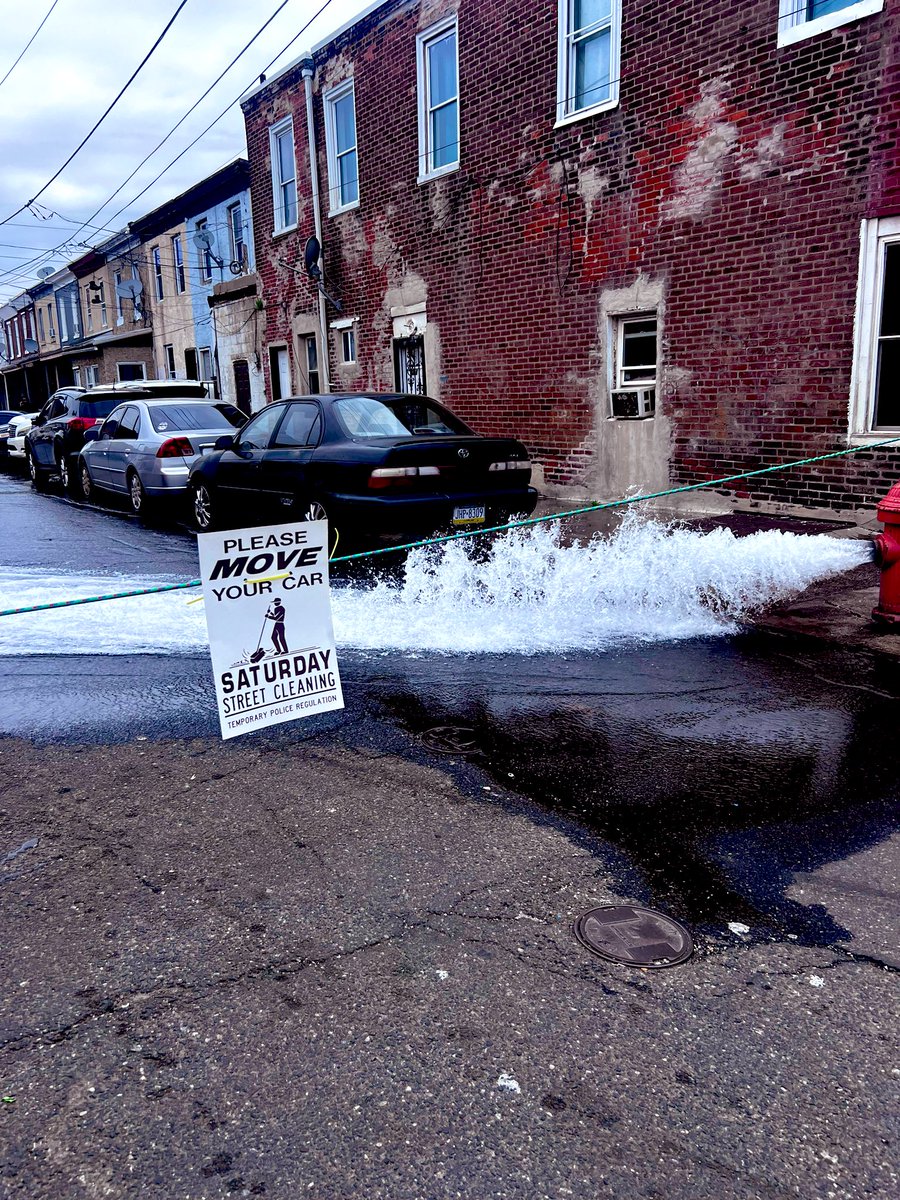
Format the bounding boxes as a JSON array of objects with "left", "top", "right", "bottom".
[{"left": 610, "top": 387, "right": 655, "bottom": 419}]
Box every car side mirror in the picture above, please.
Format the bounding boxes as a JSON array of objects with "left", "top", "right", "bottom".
[
  {"left": 32, "top": 414, "right": 45, "bottom": 427},
  {"left": 82, "top": 426, "right": 101, "bottom": 443},
  {"left": 214, "top": 434, "right": 235, "bottom": 451}
]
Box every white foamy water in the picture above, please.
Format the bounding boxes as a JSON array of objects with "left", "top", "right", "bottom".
[{"left": 0, "top": 518, "right": 872, "bottom": 656}]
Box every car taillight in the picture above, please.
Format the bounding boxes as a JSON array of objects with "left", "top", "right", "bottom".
[
  {"left": 488, "top": 459, "right": 530, "bottom": 471},
  {"left": 156, "top": 437, "right": 194, "bottom": 458},
  {"left": 368, "top": 465, "right": 441, "bottom": 489},
  {"left": 67, "top": 417, "right": 96, "bottom": 434}
]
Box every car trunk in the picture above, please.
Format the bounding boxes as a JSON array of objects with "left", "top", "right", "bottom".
[{"left": 370, "top": 437, "right": 530, "bottom": 495}]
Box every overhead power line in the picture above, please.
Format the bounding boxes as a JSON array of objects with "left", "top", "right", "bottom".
[
  {"left": 0, "top": 0, "right": 193, "bottom": 227},
  {"left": 0, "top": 0, "right": 62, "bottom": 91},
  {"left": 0, "top": 0, "right": 333, "bottom": 287}
]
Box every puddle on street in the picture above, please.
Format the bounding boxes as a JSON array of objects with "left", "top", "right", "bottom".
[{"left": 361, "top": 635, "right": 900, "bottom": 945}]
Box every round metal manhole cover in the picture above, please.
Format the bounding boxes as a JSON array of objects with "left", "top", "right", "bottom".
[{"left": 573, "top": 905, "right": 693, "bottom": 968}]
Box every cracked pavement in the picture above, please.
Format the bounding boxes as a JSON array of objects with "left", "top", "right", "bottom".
[{"left": 1, "top": 734, "right": 897, "bottom": 1200}]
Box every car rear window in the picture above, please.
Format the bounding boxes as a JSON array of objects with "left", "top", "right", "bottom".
[
  {"left": 334, "top": 396, "right": 471, "bottom": 438},
  {"left": 147, "top": 404, "right": 245, "bottom": 432},
  {"left": 81, "top": 398, "right": 122, "bottom": 419}
]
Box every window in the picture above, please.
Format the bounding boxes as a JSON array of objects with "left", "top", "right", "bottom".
[
  {"left": 198, "top": 347, "right": 213, "bottom": 382},
  {"left": 609, "top": 313, "right": 657, "bottom": 418},
  {"left": 777, "top": 0, "right": 884, "bottom": 47},
  {"left": 37, "top": 308, "right": 45, "bottom": 341},
  {"left": 113, "top": 271, "right": 124, "bottom": 323},
  {"left": 236, "top": 404, "right": 283, "bottom": 451},
  {"left": 84, "top": 288, "right": 94, "bottom": 332},
  {"left": 47, "top": 304, "right": 55, "bottom": 339},
  {"left": 164, "top": 344, "right": 176, "bottom": 379},
  {"left": 273, "top": 402, "right": 321, "bottom": 447},
  {"left": 270, "top": 118, "right": 298, "bottom": 232},
  {"left": 116, "top": 362, "right": 147, "bottom": 382},
  {"left": 341, "top": 327, "right": 356, "bottom": 364},
  {"left": 196, "top": 220, "right": 213, "bottom": 280},
  {"left": 851, "top": 216, "right": 900, "bottom": 433},
  {"left": 84, "top": 365, "right": 100, "bottom": 387},
  {"left": 302, "top": 335, "right": 320, "bottom": 393},
  {"left": 97, "top": 282, "right": 108, "bottom": 327},
  {"left": 116, "top": 406, "right": 141, "bottom": 440},
  {"left": 227, "top": 203, "right": 246, "bottom": 266},
  {"left": 73, "top": 366, "right": 82, "bottom": 386},
  {"left": 557, "top": 0, "right": 622, "bottom": 124},
  {"left": 153, "top": 247, "right": 164, "bottom": 301},
  {"left": 324, "top": 81, "right": 359, "bottom": 212},
  {"left": 417, "top": 18, "right": 459, "bottom": 180},
  {"left": 172, "top": 234, "right": 185, "bottom": 293}
]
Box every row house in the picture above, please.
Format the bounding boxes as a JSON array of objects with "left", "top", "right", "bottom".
[
  {"left": 241, "top": 0, "right": 900, "bottom": 516},
  {"left": 0, "top": 160, "right": 258, "bottom": 414}
]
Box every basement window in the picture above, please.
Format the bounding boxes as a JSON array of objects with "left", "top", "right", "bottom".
[
  {"left": 556, "top": 0, "right": 622, "bottom": 126},
  {"left": 851, "top": 216, "right": 900, "bottom": 435},
  {"left": 609, "top": 313, "right": 657, "bottom": 419},
  {"left": 777, "top": 0, "right": 884, "bottom": 48}
]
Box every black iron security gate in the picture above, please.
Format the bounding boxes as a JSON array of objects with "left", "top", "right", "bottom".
[{"left": 393, "top": 335, "right": 427, "bottom": 395}]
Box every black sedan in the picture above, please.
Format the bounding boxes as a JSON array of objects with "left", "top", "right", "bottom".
[{"left": 187, "top": 392, "right": 537, "bottom": 538}]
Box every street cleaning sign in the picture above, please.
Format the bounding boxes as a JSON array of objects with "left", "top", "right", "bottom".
[{"left": 197, "top": 520, "right": 343, "bottom": 739}]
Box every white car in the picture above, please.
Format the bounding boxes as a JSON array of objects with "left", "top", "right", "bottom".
[{"left": 4, "top": 411, "right": 38, "bottom": 459}]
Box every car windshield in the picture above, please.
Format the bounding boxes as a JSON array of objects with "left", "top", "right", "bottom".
[
  {"left": 334, "top": 395, "right": 471, "bottom": 438},
  {"left": 147, "top": 403, "right": 245, "bottom": 432},
  {"left": 82, "top": 398, "right": 123, "bottom": 419}
]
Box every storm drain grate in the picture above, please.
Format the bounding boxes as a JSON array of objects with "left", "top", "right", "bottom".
[
  {"left": 573, "top": 905, "right": 693, "bottom": 968},
  {"left": 421, "top": 725, "right": 481, "bottom": 755}
]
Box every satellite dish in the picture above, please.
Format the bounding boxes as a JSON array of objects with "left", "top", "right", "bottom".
[
  {"left": 23, "top": 338, "right": 39, "bottom": 354},
  {"left": 193, "top": 228, "right": 215, "bottom": 250},
  {"left": 303, "top": 236, "right": 321, "bottom": 279},
  {"left": 36, "top": 266, "right": 54, "bottom": 279},
  {"left": 115, "top": 278, "right": 143, "bottom": 300}
]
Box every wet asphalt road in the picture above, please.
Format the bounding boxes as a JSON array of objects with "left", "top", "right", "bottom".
[{"left": 1, "top": 467, "right": 898, "bottom": 1199}]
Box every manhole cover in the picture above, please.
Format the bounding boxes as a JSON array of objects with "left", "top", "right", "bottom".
[
  {"left": 573, "top": 905, "right": 693, "bottom": 968},
  {"left": 421, "top": 725, "right": 480, "bottom": 754}
]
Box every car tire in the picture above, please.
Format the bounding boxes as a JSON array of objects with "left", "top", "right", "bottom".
[
  {"left": 26, "top": 447, "right": 48, "bottom": 491},
  {"left": 58, "top": 452, "right": 81, "bottom": 497},
  {"left": 79, "top": 460, "right": 95, "bottom": 502},
  {"left": 127, "top": 470, "right": 148, "bottom": 516},
  {"left": 191, "top": 482, "right": 217, "bottom": 531},
  {"left": 302, "top": 498, "right": 329, "bottom": 523}
]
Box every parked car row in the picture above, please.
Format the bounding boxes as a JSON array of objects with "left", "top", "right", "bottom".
[{"left": 4, "top": 383, "right": 539, "bottom": 540}]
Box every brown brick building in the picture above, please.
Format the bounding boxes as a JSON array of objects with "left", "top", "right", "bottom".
[{"left": 241, "top": 0, "right": 900, "bottom": 514}]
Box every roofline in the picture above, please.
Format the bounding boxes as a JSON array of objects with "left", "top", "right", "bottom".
[{"left": 241, "top": 0, "right": 394, "bottom": 106}]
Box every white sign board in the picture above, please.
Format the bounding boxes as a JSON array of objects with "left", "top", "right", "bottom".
[{"left": 197, "top": 520, "right": 344, "bottom": 739}]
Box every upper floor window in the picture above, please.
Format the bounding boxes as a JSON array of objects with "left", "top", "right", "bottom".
[
  {"left": 557, "top": 0, "right": 621, "bottom": 125},
  {"left": 196, "top": 219, "right": 213, "bottom": 281},
  {"left": 777, "top": 0, "right": 884, "bottom": 47},
  {"left": 324, "top": 81, "right": 359, "bottom": 213},
  {"left": 152, "top": 247, "right": 164, "bottom": 301},
  {"left": 84, "top": 287, "right": 94, "bottom": 331},
  {"left": 270, "top": 118, "right": 298, "bottom": 233},
  {"left": 37, "top": 308, "right": 45, "bottom": 340},
  {"left": 172, "top": 234, "right": 185, "bottom": 293},
  {"left": 98, "top": 281, "right": 108, "bottom": 327},
  {"left": 851, "top": 216, "right": 900, "bottom": 435},
  {"left": 417, "top": 17, "right": 459, "bottom": 181},
  {"left": 227, "top": 203, "right": 246, "bottom": 266}
]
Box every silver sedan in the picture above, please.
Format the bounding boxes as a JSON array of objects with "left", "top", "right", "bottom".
[{"left": 79, "top": 398, "right": 246, "bottom": 514}]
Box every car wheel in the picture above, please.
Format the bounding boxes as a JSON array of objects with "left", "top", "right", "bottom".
[
  {"left": 128, "top": 470, "right": 148, "bottom": 515},
  {"left": 302, "top": 498, "right": 329, "bottom": 523},
  {"left": 192, "top": 482, "right": 217, "bottom": 531},
  {"left": 26, "top": 448, "right": 47, "bottom": 491},
  {"left": 79, "top": 460, "right": 94, "bottom": 501},
  {"left": 58, "top": 453, "right": 81, "bottom": 497}
]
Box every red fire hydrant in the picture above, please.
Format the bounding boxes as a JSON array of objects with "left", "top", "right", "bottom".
[{"left": 872, "top": 483, "right": 900, "bottom": 624}]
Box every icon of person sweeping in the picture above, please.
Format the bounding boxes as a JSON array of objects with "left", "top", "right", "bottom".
[{"left": 266, "top": 595, "right": 288, "bottom": 655}]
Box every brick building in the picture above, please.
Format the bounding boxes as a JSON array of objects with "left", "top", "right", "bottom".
[{"left": 241, "top": 0, "right": 900, "bottom": 514}]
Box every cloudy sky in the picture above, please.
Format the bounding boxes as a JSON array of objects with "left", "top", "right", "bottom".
[{"left": 0, "top": 0, "right": 372, "bottom": 305}]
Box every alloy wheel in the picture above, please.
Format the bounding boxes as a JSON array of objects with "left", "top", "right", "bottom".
[
  {"left": 80, "top": 462, "right": 93, "bottom": 500},
  {"left": 59, "top": 456, "right": 70, "bottom": 491},
  {"left": 193, "top": 484, "right": 214, "bottom": 531},
  {"left": 129, "top": 472, "right": 145, "bottom": 514},
  {"left": 304, "top": 499, "right": 328, "bottom": 522}
]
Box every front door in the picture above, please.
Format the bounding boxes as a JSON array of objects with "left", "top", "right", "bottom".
[
  {"left": 233, "top": 360, "right": 252, "bottom": 416},
  {"left": 393, "top": 335, "right": 427, "bottom": 395},
  {"left": 269, "top": 346, "right": 291, "bottom": 401}
]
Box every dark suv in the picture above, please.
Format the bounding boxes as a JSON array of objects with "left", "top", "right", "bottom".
[{"left": 26, "top": 388, "right": 122, "bottom": 492}]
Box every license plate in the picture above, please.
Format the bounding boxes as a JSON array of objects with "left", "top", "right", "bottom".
[{"left": 452, "top": 506, "right": 486, "bottom": 525}]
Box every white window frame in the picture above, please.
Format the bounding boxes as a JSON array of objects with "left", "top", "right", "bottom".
[
  {"left": 37, "top": 308, "right": 45, "bottom": 341},
  {"left": 198, "top": 346, "right": 214, "bottom": 382},
  {"left": 850, "top": 215, "right": 900, "bottom": 439},
  {"left": 98, "top": 282, "right": 108, "bottom": 328},
  {"left": 152, "top": 247, "right": 164, "bottom": 302},
  {"left": 196, "top": 219, "right": 213, "bottom": 281},
  {"left": 269, "top": 117, "right": 298, "bottom": 235},
  {"left": 227, "top": 203, "right": 245, "bottom": 265},
  {"left": 172, "top": 234, "right": 185, "bottom": 293},
  {"left": 556, "top": 0, "right": 622, "bottom": 127},
  {"left": 47, "top": 303, "right": 55, "bottom": 340},
  {"left": 324, "top": 80, "right": 360, "bottom": 215},
  {"left": 116, "top": 362, "right": 147, "bottom": 382},
  {"left": 84, "top": 364, "right": 100, "bottom": 387},
  {"left": 163, "top": 343, "right": 176, "bottom": 380},
  {"left": 613, "top": 312, "right": 659, "bottom": 391},
  {"left": 777, "top": 0, "right": 884, "bottom": 48},
  {"left": 416, "top": 16, "right": 460, "bottom": 184}
]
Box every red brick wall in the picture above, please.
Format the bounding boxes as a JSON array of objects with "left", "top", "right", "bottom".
[{"left": 243, "top": 0, "right": 900, "bottom": 513}]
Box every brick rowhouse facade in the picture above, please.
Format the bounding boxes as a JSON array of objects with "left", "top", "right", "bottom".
[{"left": 242, "top": 0, "right": 900, "bottom": 514}]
